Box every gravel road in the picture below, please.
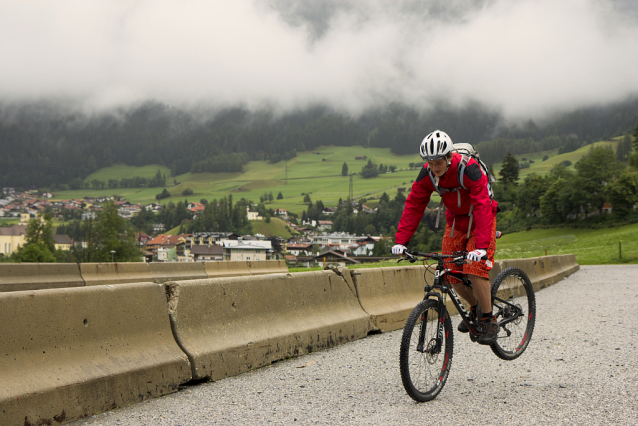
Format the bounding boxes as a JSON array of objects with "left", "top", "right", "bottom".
[{"left": 73, "top": 265, "right": 638, "bottom": 425}]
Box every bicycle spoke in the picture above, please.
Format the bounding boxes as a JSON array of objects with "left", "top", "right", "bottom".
[
  {"left": 490, "top": 268, "right": 536, "bottom": 360},
  {"left": 400, "top": 300, "right": 453, "bottom": 402}
]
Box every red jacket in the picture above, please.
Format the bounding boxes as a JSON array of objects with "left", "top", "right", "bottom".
[{"left": 395, "top": 153, "right": 497, "bottom": 249}]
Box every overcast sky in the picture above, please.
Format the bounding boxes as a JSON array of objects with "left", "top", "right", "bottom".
[{"left": 1, "top": 0, "right": 637, "bottom": 118}]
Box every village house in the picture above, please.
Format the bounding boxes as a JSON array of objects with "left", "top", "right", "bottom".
[
  {"left": 188, "top": 203, "right": 206, "bottom": 215},
  {"left": 53, "top": 234, "right": 74, "bottom": 251},
  {"left": 190, "top": 245, "right": 224, "bottom": 261},
  {"left": 0, "top": 224, "right": 27, "bottom": 256},
  {"left": 145, "top": 203, "right": 164, "bottom": 213},
  {"left": 146, "top": 234, "right": 191, "bottom": 260},
  {"left": 189, "top": 232, "right": 240, "bottom": 247},
  {"left": 313, "top": 248, "right": 360, "bottom": 266},
  {"left": 309, "top": 232, "right": 361, "bottom": 250},
  {"left": 222, "top": 239, "right": 272, "bottom": 261},
  {"left": 350, "top": 236, "right": 378, "bottom": 256},
  {"left": 271, "top": 208, "right": 289, "bottom": 220},
  {"left": 302, "top": 219, "right": 316, "bottom": 227},
  {"left": 286, "top": 243, "right": 314, "bottom": 256},
  {"left": 316, "top": 220, "right": 333, "bottom": 231},
  {"left": 246, "top": 206, "right": 262, "bottom": 221}
]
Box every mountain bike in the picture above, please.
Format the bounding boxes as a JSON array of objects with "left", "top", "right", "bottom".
[{"left": 398, "top": 250, "right": 536, "bottom": 402}]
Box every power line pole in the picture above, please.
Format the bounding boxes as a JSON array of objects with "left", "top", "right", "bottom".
[{"left": 349, "top": 173, "right": 353, "bottom": 201}]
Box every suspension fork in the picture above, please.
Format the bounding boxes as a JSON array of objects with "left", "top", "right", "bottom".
[{"left": 417, "top": 269, "right": 447, "bottom": 353}]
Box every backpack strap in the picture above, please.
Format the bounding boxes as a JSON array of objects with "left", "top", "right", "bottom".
[
  {"left": 466, "top": 204, "right": 474, "bottom": 239},
  {"left": 456, "top": 154, "right": 471, "bottom": 190}
]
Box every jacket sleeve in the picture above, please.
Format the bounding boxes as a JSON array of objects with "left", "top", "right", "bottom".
[
  {"left": 465, "top": 162, "right": 494, "bottom": 249},
  {"left": 395, "top": 167, "right": 433, "bottom": 246}
]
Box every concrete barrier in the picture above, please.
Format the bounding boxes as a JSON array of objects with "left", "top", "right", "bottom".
[
  {"left": 149, "top": 262, "right": 209, "bottom": 284},
  {"left": 80, "top": 262, "right": 153, "bottom": 286},
  {"left": 203, "top": 261, "right": 251, "bottom": 278},
  {"left": 0, "top": 282, "right": 192, "bottom": 426},
  {"left": 167, "top": 270, "right": 372, "bottom": 381},
  {"left": 247, "top": 259, "right": 288, "bottom": 275},
  {"left": 0, "top": 263, "right": 85, "bottom": 292},
  {"left": 558, "top": 254, "right": 579, "bottom": 277},
  {"left": 349, "top": 265, "right": 428, "bottom": 332}
]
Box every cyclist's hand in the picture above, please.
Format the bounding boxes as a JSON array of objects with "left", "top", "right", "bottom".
[
  {"left": 467, "top": 249, "right": 487, "bottom": 262},
  {"left": 392, "top": 244, "right": 407, "bottom": 255}
]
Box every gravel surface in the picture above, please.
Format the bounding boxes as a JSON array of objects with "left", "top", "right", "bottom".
[{"left": 73, "top": 265, "right": 638, "bottom": 425}]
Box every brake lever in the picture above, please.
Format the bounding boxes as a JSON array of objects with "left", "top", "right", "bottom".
[{"left": 401, "top": 252, "right": 417, "bottom": 263}]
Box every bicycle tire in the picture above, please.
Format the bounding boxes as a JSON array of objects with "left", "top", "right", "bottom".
[
  {"left": 490, "top": 267, "right": 536, "bottom": 360},
  {"left": 399, "top": 299, "right": 453, "bottom": 402}
]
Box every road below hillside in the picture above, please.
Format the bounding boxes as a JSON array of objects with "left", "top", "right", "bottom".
[{"left": 73, "top": 265, "right": 638, "bottom": 425}]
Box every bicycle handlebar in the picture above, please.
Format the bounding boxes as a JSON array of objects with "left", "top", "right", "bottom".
[{"left": 400, "top": 249, "right": 467, "bottom": 265}]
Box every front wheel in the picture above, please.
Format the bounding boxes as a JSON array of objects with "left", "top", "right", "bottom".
[
  {"left": 399, "top": 299, "right": 453, "bottom": 402},
  {"left": 490, "top": 267, "right": 536, "bottom": 360}
]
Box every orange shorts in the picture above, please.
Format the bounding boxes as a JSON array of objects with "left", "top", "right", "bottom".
[{"left": 441, "top": 217, "right": 497, "bottom": 283}]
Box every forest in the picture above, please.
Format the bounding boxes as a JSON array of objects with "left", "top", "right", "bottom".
[{"left": 1, "top": 97, "right": 637, "bottom": 189}]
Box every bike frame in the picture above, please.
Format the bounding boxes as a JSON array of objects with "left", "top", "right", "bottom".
[{"left": 404, "top": 251, "right": 525, "bottom": 352}]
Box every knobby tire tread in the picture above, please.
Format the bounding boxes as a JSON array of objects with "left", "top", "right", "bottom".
[
  {"left": 399, "top": 300, "right": 453, "bottom": 402},
  {"left": 489, "top": 267, "right": 536, "bottom": 360}
]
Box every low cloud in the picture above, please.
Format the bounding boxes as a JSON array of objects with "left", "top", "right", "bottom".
[{"left": 1, "top": 0, "right": 637, "bottom": 118}]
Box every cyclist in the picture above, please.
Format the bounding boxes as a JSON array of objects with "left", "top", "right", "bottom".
[{"left": 391, "top": 130, "right": 499, "bottom": 345}]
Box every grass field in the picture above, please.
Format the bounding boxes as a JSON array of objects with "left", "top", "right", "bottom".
[
  {"left": 495, "top": 223, "right": 638, "bottom": 265},
  {"left": 289, "top": 223, "right": 638, "bottom": 271},
  {"left": 491, "top": 140, "right": 618, "bottom": 178},
  {"left": 250, "top": 218, "right": 294, "bottom": 239},
  {"left": 85, "top": 164, "right": 173, "bottom": 182},
  {"left": 53, "top": 146, "right": 424, "bottom": 214},
  {"left": 50, "top": 139, "right": 619, "bottom": 215}
]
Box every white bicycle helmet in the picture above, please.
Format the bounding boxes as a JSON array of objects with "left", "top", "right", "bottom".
[{"left": 420, "top": 130, "right": 453, "bottom": 161}]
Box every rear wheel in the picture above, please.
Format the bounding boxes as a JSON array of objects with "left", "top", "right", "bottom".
[
  {"left": 399, "top": 299, "right": 453, "bottom": 402},
  {"left": 490, "top": 267, "right": 536, "bottom": 360}
]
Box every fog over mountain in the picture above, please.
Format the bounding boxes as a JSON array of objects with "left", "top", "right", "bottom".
[{"left": 1, "top": 0, "right": 637, "bottom": 119}]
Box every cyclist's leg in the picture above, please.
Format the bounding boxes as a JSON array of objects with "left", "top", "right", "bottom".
[
  {"left": 442, "top": 221, "right": 477, "bottom": 305},
  {"left": 464, "top": 218, "right": 497, "bottom": 315},
  {"left": 468, "top": 274, "right": 491, "bottom": 315}
]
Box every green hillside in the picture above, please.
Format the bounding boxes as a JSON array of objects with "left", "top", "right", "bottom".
[
  {"left": 53, "top": 146, "right": 423, "bottom": 214},
  {"left": 51, "top": 140, "right": 619, "bottom": 215},
  {"left": 85, "top": 164, "right": 172, "bottom": 182},
  {"left": 492, "top": 140, "right": 618, "bottom": 178},
  {"left": 250, "top": 218, "right": 294, "bottom": 239},
  {"left": 495, "top": 222, "right": 638, "bottom": 265}
]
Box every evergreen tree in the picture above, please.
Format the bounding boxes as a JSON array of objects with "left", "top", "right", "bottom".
[
  {"left": 499, "top": 152, "right": 519, "bottom": 189},
  {"left": 277, "top": 191, "right": 283, "bottom": 200},
  {"left": 342, "top": 162, "right": 348, "bottom": 176},
  {"left": 616, "top": 135, "right": 632, "bottom": 163}
]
